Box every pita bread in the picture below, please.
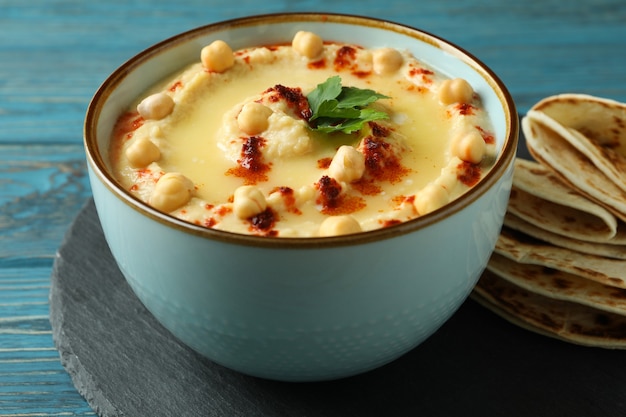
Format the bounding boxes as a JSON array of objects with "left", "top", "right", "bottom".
[
  {"left": 472, "top": 270, "right": 626, "bottom": 349},
  {"left": 487, "top": 252, "right": 626, "bottom": 315},
  {"left": 509, "top": 158, "right": 625, "bottom": 243},
  {"left": 477, "top": 94, "right": 626, "bottom": 348},
  {"left": 532, "top": 94, "right": 626, "bottom": 192},
  {"left": 504, "top": 212, "right": 626, "bottom": 259},
  {"left": 523, "top": 109, "right": 626, "bottom": 222},
  {"left": 495, "top": 226, "right": 626, "bottom": 289}
]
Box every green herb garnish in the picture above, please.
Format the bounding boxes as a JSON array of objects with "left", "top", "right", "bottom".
[{"left": 307, "top": 76, "right": 390, "bottom": 134}]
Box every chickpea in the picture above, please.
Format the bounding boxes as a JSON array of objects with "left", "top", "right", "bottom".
[
  {"left": 125, "top": 137, "right": 160, "bottom": 168},
  {"left": 136, "top": 92, "right": 174, "bottom": 120},
  {"left": 292, "top": 31, "right": 324, "bottom": 59},
  {"left": 450, "top": 130, "right": 486, "bottom": 164},
  {"left": 414, "top": 183, "right": 449, "bottom": 215},
  {"left": 438, "top": 78, "right": 474, "bottom": 105},
  {"left": 372, "top": 47, "right": 404, "bottom": 75},
  {"left": 149, "top": 172, "right": 194, "bottom": 213},
  {"left": 201, "top": 40, "right": 235, "bottom": 73},
  {"left": 237, "top": 102, "right": 273, "bottom": 135},
  {"left": 265, "top": 190, "right": 285, "bottom": 212},
  {"left": 297, "top": 185, "right": 315, "bottom": 205},
  {"left": 327, "top": 145, "right": 365, "bottom": 183},
  {"left": 318, "top": 215, "right": 362, "bottom": 237},
  {"left": 233, "top": 185, "right": 267, "bottom": 219}
]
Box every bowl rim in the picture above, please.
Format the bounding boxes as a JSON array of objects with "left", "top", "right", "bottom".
[{"left": 84, "top": 12, "right": 518, "bottom": 249}]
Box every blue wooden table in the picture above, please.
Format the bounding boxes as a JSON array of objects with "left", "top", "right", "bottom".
[{"left": 2, "top": 0, "right": 626, "bottom": 415}]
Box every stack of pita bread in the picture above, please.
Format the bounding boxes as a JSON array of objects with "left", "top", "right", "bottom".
[{"left": 472, "top": 94, "right": 626, "bottom": 348}]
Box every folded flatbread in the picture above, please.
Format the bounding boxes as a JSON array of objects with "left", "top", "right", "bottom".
[
  {"left": 478, "top": 94, "right": 626, "bottom": 348},
  {"left": 509, "top": 158, "right": 626, "bottom": 243},
  {"left": 523, "top": 94, "right": 626, "bottom": 221},
  {"left": 472, "top": 270, "right": 626, "bottom": 349},
  {"left": 531, "top": 94, "right": 626, "bottom": 191},
  {"left": 495, "top": 227, "right": 626, "bottom": 289},
  {"left": 487, "top": 252, "right": 626, "bottom": 315},
  {"left": 504, "top": 212, "right": 626, "bottom": 260}
]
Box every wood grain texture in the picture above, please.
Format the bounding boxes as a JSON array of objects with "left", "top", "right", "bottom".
[
  {"left": 0, "top": 145, "right": 91, "bottom": 262},
  {"left": 2, "top": 0, "right": 626, "bottom": 414}
]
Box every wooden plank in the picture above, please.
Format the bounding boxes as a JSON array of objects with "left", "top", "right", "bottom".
[
  {"left": 0, "top": 144, "right": 92, "bottom": 262},
  {"left": 0, "top": 266, "right": 96, "bottom": 416}
]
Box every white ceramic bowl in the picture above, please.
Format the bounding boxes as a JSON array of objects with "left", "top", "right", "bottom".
[{"left": 84, "top": 13, "right": 518, "bottom": 382}]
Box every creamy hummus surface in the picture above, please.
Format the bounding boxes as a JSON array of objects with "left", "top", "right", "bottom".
[{"left": 109, "top": 31, "right": 497, "bottom": 237}]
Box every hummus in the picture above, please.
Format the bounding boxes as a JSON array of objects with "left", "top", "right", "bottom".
[{"left": 109, "top": 31, "right": 497, "bottom": 237}]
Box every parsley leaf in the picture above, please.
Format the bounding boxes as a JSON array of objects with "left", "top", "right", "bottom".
[{"left": 307, "top": 76, "right": 390, "bottom": 134}]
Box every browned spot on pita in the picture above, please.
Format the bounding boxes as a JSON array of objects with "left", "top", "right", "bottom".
[
  {"left": 529, "top": 167, "right": 549, "bottom": 176},
  {"left": 552, "top": 277, "right": 572, "bottom": 290},
  {"left": 569, "top": 266, "right": 612, "bottom": 282},
  {"left": 611, "top": 289, "right": 626, "bottom": 299},
  {"left": 538, "top": 313, "right": 560, "bottom": 330}
]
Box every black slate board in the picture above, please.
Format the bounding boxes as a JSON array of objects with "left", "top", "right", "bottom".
[
  {"left": 50, "top": 125, "right": 626, "bottom": 416},
  {"left": 50, "top": 199, "right": 626, "bottom": 417}
]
